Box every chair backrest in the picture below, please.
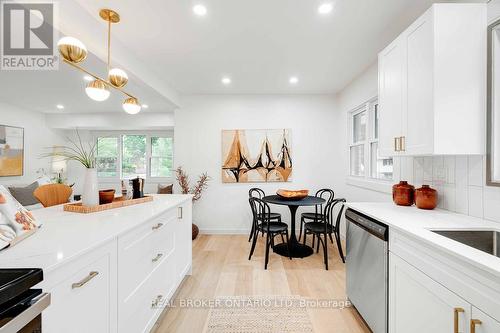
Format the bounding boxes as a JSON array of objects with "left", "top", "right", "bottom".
[
  {"left": 325, "top": 198, "right": 347, "bottom": 232},
  {"left": 33, "top": 184, "right": 72, "bottom": 208},
  {"left": 248, "top": 197, "right": 272, "bottom": 231},
  {"left": 314, "top": 188, "right": 335, "bottom": 215},
  {"left": 249, "top": 188, "right": 265, "bottom": 199}
]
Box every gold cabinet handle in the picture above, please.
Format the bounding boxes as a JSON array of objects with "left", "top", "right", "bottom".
[
  {"left": 152, "top": 222, "right": 164, "bottom": 230},
  {"left": 470, "top": 319, "right": 482, "bottom": 333},
  {"left": 72, "top": 271, "right": 99, "bottom": 289},
  {"left": 394, "top": 137, "right": 399, "bottom": 152},
  {"left": 454, "top": 308, "right": 464, "bottom": 333},
  {"left": 178, "top": 206, "right": 183, "bottom": 219},
  {"left": 401, "top": 136, "right": 406, "bottom": 152},
  {"left": 152, "top": 253, "right": 163, "bottom": 263}
]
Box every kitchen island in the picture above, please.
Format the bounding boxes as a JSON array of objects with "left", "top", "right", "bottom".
[{"left": 0, "top": 194, "right": 193, "bottom": 333}]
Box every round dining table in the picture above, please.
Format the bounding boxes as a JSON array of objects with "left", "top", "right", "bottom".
[{"left": 262, "top": 195, "right": 325, "bottom": 258}]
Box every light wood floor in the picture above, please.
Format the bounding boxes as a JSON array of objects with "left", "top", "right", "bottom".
[{"left": 154, "top": 234, "right": 370, "bottom": 333}]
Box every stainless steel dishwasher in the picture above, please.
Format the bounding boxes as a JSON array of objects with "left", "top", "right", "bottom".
[{"left": 345, "top": 208, "right": 388, "bottom": 333}]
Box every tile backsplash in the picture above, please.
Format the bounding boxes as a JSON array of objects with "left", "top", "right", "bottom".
[{"left": 401, "top": 155, "right": 500, "bottom": 224}]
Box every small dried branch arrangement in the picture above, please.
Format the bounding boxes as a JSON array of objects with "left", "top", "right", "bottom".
[
  {"left": 42, "top": 129, "right": 96, "bottom": 169},
  {"left": 175, "top": 166, "right": 210, "bottom": 203}
]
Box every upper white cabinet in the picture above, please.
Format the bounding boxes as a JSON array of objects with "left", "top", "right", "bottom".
[{"left": 379, "top": 4, "right": 486, "bottom": 156}]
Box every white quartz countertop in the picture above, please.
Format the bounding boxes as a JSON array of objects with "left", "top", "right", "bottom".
[
  {"left": 346, "top": 202, "right": 500, "bottom": 278},
  {"left": 0, "top": 194, "right": 191, "bottom": 272}
]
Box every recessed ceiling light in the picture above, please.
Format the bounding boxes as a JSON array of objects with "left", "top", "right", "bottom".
[
  {"left": 56, "top": 104, "right": 64, "bottom": 110},
  {"left": 318, "top": 3, "right": 334, "bottom": 15},
  {"left": 141, "top": 104, "right": 149, "bottom": 109},
  {"left": 193, "top": 4, "right": 207, "bottom": 16},
  {"left": 289, "top": 76, "right": 299, "bottom": 85},
  {"left": 222, "top": 77, "right": 231, "bottom": 85}
]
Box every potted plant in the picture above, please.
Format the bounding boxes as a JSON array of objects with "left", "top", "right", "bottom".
[
  {"left": 175, "top": 166, "right": 210, "bottom": 240},
  {"left": 43, "top": 130, "right": 98, "bottom": 206}
]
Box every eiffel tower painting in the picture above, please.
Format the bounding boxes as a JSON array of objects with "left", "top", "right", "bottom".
[{"left": 221, "top": 129, "right": 292, "bottom": 183}]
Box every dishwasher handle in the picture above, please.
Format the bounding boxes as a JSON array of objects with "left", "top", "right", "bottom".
[{"left": 346, "top": 208, "right": 388, "bottom": 241}]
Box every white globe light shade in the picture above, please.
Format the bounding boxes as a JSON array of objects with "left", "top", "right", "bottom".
[
  {"left": 57, "top": 37, "right": 88, "bottom": 63},
  {"left": 108, "top": 68, "right": 129, "bottom": 87},
  {"left": 85, "top": 80, "right": 110, "bottom": 102},
  {"left": 123, "top": 97, "right": 141, "bottom": 114}
]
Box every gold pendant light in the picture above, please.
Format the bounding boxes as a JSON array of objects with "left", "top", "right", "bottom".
[{"left": 58, "top": 9, "right": 142, "bottom": 114}]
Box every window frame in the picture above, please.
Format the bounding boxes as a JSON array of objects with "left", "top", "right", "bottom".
[
  {"left": 93, "top": 130, "right": 174, "bottom": 184},
  {"left": 347, "top": 97, "right": 398, "bottom": 193},
  {"left": 349, "top": 106, "right": 368, "bottom": 178}
]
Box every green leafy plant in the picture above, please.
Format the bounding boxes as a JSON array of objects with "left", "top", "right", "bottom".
[{"left": 42, "top": 129, "right": 97, "bottom": 169}]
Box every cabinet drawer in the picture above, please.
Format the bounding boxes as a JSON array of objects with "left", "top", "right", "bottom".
[
  {"left": 119, "top": 251, "right": 176, "bottom": 333},
  {"left": 44, "top": 254, "right": 111, "bottom": 333},
  {"left": 118, "top": 209, "right": 177, "bottom": 300}
]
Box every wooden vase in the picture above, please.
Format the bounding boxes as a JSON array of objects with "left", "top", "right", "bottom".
[
  {"left": 415, "top": 185, "right": 438, "bottom": 210},
  {"left": 392, "top": 181, "right": 415, "bottom": 206},
  {"left": 192, "top": 223, "right": 199, "bottom": 240}
]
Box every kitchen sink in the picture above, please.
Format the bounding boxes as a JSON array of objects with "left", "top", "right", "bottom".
[{"left": 431, "top": 230, "right": 499, "bottom": 258}]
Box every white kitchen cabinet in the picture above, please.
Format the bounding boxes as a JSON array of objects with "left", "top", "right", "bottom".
[
  {"left": 43, "top": 244, "right": 116, "bottom": 333},
  {"left": 378, "top": 38, "right": 405, "bottom": 157},
  {"left": 389, "top": 253, "right": 470, "bottom": 333},
  {"left": 175, "top": 201, "right": 192, "bottom": 282},
  {"left": 471, "top": 307, "right": 500, "bottom": 333},
  {"left": 378, "top": 3, "right": 486, "bottom": 156},
  {"left": 118, "top": 201, "right": 192, "bottom": 333}
]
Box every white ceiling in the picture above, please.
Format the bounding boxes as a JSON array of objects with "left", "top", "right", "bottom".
[
  {"left": 1, "top": 0, "right": 484, "bottom": 115},
  {"left": 72, "top": 0, "right": 460, "bottom": 95}
]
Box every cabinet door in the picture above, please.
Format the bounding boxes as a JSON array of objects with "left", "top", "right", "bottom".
[
  {"left": 44, "top": 255, "right": 111, "bottom": 333},
  {"left": 175, "top": 201, "right": 192, "bottom": 283},
  {"left": 378, "top": 38, "right": 405, "bottom": 157},
  {"left": 404, "top": 11, "right": 434, "bottom": 155},
  {"left": 470, "top": 307, "right": 500, "bottom": 333},
  {"left": 389, "top": 253, "right": 470, "bottom": 333}
]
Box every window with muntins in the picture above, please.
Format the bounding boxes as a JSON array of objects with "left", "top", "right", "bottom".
[
  {"left": 95, "top": 132, "right": 174, "bottom": 181},
  {"left": 349, "top": 98, "right": 393, "bottom": 181}
]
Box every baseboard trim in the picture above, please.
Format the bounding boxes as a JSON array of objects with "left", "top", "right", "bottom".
[{"left": 199, "top": 228, "right": 249, "bottom": 235}]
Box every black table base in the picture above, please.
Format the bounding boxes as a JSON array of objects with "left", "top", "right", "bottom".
[{"left": 274, "top": 242, "right": 314, "bottom": 258}]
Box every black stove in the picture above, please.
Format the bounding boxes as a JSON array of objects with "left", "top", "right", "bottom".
[{"left": 0, "top": 268, "right": 50, "bottom": 333}]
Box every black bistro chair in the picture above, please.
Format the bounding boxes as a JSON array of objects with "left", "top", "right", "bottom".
[
  {"left": 302, "top": 198, "right": 346, "bottom": 270},
  {"left": 248, "top": 197, "right": 291, "bottom": 269},
  {"left": 248, "top": 188, "right": 282, "bottom": 242},
  {"left": 298, "top": 189, "right": 334, "bottom": 242}
]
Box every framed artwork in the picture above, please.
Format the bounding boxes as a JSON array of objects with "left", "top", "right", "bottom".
[
  {"left": 0, "top": 125, "right": 24, "bottom": 177},
  {"left": 222, "top": 129, "right": 292, "bottom": 183}
]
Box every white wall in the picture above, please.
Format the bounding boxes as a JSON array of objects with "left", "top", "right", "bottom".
[
  {"left": 174, "top": 95, "right": 340, "bottom": 233},
  {"left": 0, "top": 103, "right": 65, "bottom": 187}
]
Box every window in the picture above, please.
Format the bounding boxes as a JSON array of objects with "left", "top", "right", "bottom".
[
  {"left": 349, "top": 98, "right": 393, "bottom": 181},
  {"left": 370, "top": 103, "right": 393, "bottom": 180},
  {"left": 95, "top": 132, "right": 174, "bottom": 181},
  {"left": 96, "top": 137, "right": 118, "bottom": 177},
  {"left": 122, "top": 135, "right": 147, "bottom": 178},
  {"left": 350, "top": 109, "right": 366, "bottom": 177},
  {"left": 150, "top": 137, "right": 173, "bottom": 178}
]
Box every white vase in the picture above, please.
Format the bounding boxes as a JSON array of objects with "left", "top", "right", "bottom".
[{"left": 82, "top": 168, "right": 99, "bottom": 206}]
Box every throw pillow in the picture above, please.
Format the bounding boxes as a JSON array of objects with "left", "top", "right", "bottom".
[
  {"left": 157, "top": 184, "right": 173, "bottom": 194},
  {"left": 8, "top": 182, "right": 39, "bottom": 206}
]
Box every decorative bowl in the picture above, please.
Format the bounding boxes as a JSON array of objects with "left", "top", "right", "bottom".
[
  {"left": 99, "top": 189, "right": 116, "bottom": 205},
  {"left": 276, "top": 189, "right": 309, "bottom": 200}
]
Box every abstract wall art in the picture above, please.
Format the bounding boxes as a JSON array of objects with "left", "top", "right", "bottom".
[
  {"left": 222, "top": 129, "right": 292, "bottom": 183},
  {"left": 0, "top": 125, "right": 24, "bottom": 177}
]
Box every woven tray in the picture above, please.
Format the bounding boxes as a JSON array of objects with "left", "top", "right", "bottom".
[{"left": 63, "top": 196, "right": 153, "bottom": 214}]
